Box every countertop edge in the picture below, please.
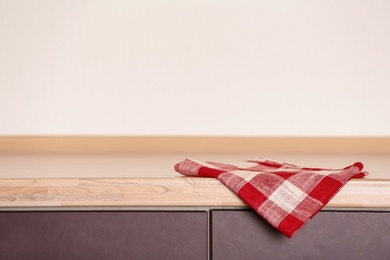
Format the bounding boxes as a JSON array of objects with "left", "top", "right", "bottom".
[{"left": 1, "top": 178, "right": 389, "bottom": 209}]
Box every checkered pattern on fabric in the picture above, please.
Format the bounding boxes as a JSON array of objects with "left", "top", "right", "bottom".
[{"left": 174, "top": 158, "right": 367, "bottom": 238}]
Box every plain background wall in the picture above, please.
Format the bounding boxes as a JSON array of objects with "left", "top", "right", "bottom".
[{"left": 0, "top": 0, "right": 389, "bottom": 136}]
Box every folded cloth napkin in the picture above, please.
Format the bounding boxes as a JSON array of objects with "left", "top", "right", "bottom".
[{"left": 174, "top": 158, "right": 367, "bottom": 238}]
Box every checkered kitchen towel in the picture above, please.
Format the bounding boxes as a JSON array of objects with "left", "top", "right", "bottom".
[{"left": 174, "top": 158, "right": 367, "bottom": 238}]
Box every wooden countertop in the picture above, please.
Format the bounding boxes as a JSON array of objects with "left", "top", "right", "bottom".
[{"left": 0, "top": 153, "right": 389, "bottom": 209}]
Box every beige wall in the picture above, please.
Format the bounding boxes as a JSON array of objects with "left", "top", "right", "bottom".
[{"left": 1, "top": 0, "right": 389, "bottom": 136}]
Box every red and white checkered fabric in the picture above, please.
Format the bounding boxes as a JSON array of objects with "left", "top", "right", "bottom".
[{"left": 174, "top": 158, "right": 367, "bottom": 238}]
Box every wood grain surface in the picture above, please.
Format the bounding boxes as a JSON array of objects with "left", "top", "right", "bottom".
[
  {"left": 0, "top": 178, "right": 388, "bottom": 208},
  {"left": 0, "top": 152, "right": 389, "bottom": 208}
]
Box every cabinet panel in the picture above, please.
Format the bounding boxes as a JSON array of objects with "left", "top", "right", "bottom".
[
  {"left": 211, "top": 210, "right": 390, "bottom": 260},
  {"left": 0, "top": 211, "right": 207, "bottom": 260}
]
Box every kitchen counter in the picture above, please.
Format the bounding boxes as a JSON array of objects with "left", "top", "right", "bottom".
[
  {"left": 1, "top": 152, "right": 389, "bottom": 209},
  {"left": 1, "top": 145, "right": 390, "bottom": 259}
]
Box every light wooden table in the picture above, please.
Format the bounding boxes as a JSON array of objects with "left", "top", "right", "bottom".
[
  {"left": 0, "top": 152, "right": 389, "bottom": 209},
  {"left": 1, "top": 151, "right": 390, "bottom": 259}
]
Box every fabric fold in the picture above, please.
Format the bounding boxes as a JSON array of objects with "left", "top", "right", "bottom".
[{"left": 174, "top": 158, "right": 367, "bottom": 238}]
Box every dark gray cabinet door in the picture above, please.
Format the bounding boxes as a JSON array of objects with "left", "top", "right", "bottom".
[
  {"left": 0, "top": 211, "right": 207, "bottom": 260},
  {"left": 211, "top": 210, "right": 390, "bottom": 260}
]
